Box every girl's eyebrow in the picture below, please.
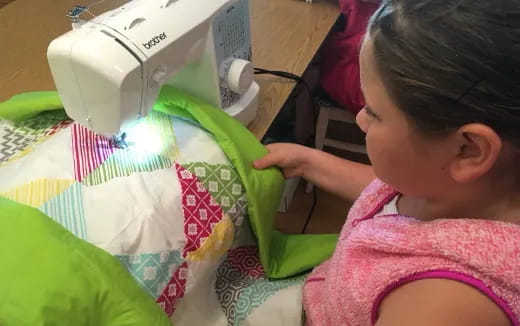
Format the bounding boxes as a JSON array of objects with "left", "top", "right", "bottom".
[{"left": 360, "top": 84, "right": 380, "bottom": 117}]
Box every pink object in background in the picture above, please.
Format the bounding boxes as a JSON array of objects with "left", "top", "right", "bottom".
[{"left": 320, "top": 0, "right": 379, "bottom": 114}]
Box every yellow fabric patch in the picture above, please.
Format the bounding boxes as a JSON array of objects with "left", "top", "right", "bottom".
[
  {"left": 1, "top": 179, "right": 74, "bottom": 207},
  {"left": 186, "top": 215, "right": 235, "bottom": 262}
]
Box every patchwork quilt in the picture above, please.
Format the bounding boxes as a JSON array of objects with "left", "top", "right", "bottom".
[{"left": 0, "top": 87, "right": 337, "bottom": 325}]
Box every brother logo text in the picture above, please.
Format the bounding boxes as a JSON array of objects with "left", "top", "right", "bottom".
[{"left": 143, "top": 32, "right": 167, "bottom": 49}]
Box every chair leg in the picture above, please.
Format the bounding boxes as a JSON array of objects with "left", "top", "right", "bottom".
[
  {"left": 306, "top": 107, "right": 330, "bottom": 193},
  {"left": 315, "top": 106, "right": 329, "bottom": 152},
  {"left": 305, "top": 180, "right": 314, "bottom": 194}
]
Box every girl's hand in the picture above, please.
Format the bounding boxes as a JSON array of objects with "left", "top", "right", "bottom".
[{"left": 253, "top": 143, "right": 311, "bottom": 178}]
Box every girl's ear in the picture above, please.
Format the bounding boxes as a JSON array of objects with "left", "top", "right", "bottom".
[{"left": 448, "top": 124, "right": 502, "bottom": 183}]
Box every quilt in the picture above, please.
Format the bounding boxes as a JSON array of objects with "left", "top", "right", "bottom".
[{"left": 0, "top": 87, "right": 338, "bottom": 325}]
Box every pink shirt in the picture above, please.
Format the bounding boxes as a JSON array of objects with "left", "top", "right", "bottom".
[{"left": 303, "top": 179, "right": 520, "bottom": 325}]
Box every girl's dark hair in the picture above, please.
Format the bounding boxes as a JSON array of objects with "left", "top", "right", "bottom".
[{"left": 368, "top": 0, "right": 520, "bottom": 144}]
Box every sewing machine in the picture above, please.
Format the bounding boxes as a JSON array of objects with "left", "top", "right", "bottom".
[{"left": 47, "top": 0, "right": 258, "bottom": 140}]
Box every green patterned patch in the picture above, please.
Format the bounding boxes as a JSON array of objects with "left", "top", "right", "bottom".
[
  {"left": 183, "top": 162, "right": 247, "bottom": 221},
  {"left": 14, "top": 110, "right": 69, "bottom": 135}
]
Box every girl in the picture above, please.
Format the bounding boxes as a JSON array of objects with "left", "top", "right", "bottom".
[{"left": 254, "top": 0, "right": 520, "bottom": 325}]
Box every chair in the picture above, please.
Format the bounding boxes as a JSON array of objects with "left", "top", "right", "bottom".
[
  {"left": 306, "top": 100, "right": 367, "bottom": 193},
  {"left": 315, "top": 104, "right": 366, "bottom": 155}
]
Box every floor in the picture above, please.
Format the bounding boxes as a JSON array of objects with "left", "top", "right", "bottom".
[{"left": 275, "top": 179, "right": 351, "bottom": 235}]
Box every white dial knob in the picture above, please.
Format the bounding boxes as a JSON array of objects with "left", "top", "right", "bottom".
[{"left": 227, "top": 58, "right": 253, "bottom": 94}]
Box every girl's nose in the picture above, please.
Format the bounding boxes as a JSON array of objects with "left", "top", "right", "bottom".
[{"left": 356, "top": 107, "right": 369, "bottom": 134}]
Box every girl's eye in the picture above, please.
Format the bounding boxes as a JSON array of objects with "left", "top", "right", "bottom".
[{"left": 365, "top": 107, "right": 378, "bottom": 119}]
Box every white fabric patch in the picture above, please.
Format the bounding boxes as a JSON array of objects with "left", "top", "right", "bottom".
[
  {"left": 246, "top": 284, "right": 304, "bottom": 326},
  {"left": 83, "top": 167, "right": 185, "bottom": 255},
  {"left": 172, "top": 119, "right": 229, "bottom": 165},
  {"left": 171, "top": 260, "right": 228, "bottom": 326}
]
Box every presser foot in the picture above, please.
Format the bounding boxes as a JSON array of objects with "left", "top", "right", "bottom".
[{"left": 110, "top": 132, "right": 129, "bottom": 149}]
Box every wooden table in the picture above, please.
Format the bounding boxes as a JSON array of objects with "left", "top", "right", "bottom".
[
  {"left": 0, "top": 0, "right": 339, "bottom": 139},
  {"left": 0, "top": 0, "right": 128, "bottom": 102},
  {"left": 249, "top": 0, "right": 339, "bottom": 139}
]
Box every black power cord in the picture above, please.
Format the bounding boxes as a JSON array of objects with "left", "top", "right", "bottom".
[
  {"left": 253, "top": 67, "right": 318, "bottom": 234},
  {"left": 253, "top": 67, "right": 315, "bottom": 112},
  {"left": 254, "top": 67, "right": 305, "bottom": 82},
  {"left": 301, "top": 186, "right": 317, "bottom": 234}
]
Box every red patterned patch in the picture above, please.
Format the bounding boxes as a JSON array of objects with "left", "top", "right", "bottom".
[
  {"left": 71, "top": 123, "right": 117, "bottom": 182},
  {"left": 228, "top": 246, "right": 264, "bottom": 278},
  {"left": 175, "top": 163, "right": 223, "bottom": 257},
  {"left": 156, "top": 261, "right": 188, "bottom": 316},
  {"left": 45, "top": 119, "right": 73, "bottom": 136}
]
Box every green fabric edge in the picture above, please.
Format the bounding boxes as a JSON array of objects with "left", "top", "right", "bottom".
[
  {"left": 154, "top": 86, "right": 339, "bottom": 278},
  {"left": 0, "top": 91, "right": 63, "bottom": 122},
  {"left": 0, "top": 88, "right": 339, "bottom": 279},
  {"left": 0, "top": 196, "right": 171, "bottom": 326}
]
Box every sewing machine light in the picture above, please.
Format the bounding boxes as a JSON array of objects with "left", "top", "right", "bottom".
[{"left": 123, "top": 120, "right": 164, "bottom": 155}]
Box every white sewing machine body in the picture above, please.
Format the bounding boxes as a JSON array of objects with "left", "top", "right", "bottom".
[{"left": 47, "top": 0, "right": 258, "bottom": 137}]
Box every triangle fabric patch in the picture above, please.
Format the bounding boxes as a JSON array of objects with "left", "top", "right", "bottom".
[
  {"left": 74, "top": 111, "right": 179, "bottom": 185},
  {"left": 175, "top": 163, "right": 224, "bottom": 257},
  {"left": 0, "top": 111, "right": 71, "bottom": 165},
  {"left": 116, "top": 250, "right": 184, "bottom": 299},
  {"left": 186, "top": 214, "right": 235, "bottom": 263},
  {"left": 216, "top": 247, "right": 304, "bottom": 326},
  {"left": 1, "top": 179, "right": 75, "bottom": 208},
  {"left": 40, "top": 182, "right": 87, "bottom": 240},
  {"left": 156, "top": 261, "right": 188, "bottom": 317},
  {"left": 71, "top": 123, "right": 118, "bottom": 182},
  {"left": 81, "top": 146, "right": 173, "bottom": 186},
  {"left": 0, "top": 125, "right": 36, "bottom": 164}
]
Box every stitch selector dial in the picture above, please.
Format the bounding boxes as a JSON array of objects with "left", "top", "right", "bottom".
[{"left": 226, "top": 58, "right": 253, "bottom": 95}]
